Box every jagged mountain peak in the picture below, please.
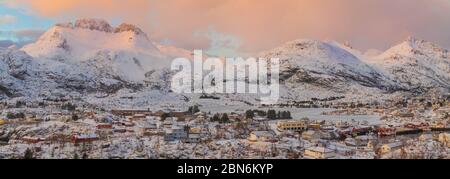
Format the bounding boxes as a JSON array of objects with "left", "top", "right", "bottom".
[
  {"left": 56, "top": 18, "right": 113, "bottom": 32},
  {"left": 55, "top": 18, "right": 148, "bottom": 37},
  {"left": 22, "top": 19, "right": 162, "bottom": 60},
  {"left": 380, "top": 36, "right": 449, "bottom": 59},
  {"left": 262, "top": 39, "right": 363, "bottom": 66},
  {"left": 74, "top": 18, "right": 114, "bottom": 32},
  {"left": 114, "top": 23, "right": 145, "bottom": 35}
]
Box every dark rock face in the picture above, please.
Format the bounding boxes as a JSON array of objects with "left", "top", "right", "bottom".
[
  {"left": 59, "top": 19, "right": 146, "bottom": 37},
  {"left": 74, "top": 18, "right": 114, "bottom": 33},
  {"left": 114, "top": 23, "right": 145, "bottom": 35}
]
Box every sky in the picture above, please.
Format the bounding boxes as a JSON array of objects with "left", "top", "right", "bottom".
[{"left": 1, "top": 0, "right": 450, "bottom": 56}]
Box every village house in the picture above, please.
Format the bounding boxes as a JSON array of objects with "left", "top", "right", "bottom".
[
  {"left": 185, "top": 133, "right": 202, "bottom": 143},
  {"left": 83, "top": 111, "right": 96, "bottom": 118},
  {"left": 438, "top": 133, "right": 450, "bottom": 147},
  {"left": 162, "top": 120, "right": 174, "bottom": 128},
  {"left": 248, "top": 131, "right": 277, "bottom": 143},
  {"left": 21, "top": 136, "right": 46, "bottom": 144},
  {"left": 113, "top": 127, "right": 127, "bottom": 133},
  {"left": 419, "top": 134, "right": 435, "bottom": 142},
  {"left": 164, "top": 126, "right": 188, "bottom": 142},
  {"left": 345, "top": 135, "right": 376, "bottom": 147},
  {"left": 143, "top": 128, "right": 164, "bottom": 136},
  {"left": 379, "top": 142, "right": 404, "bottom": 154},
  {"left": 228, "top": 113, "right": 242, "bottom": 122},
  {"left": 111, "top": 109, "right": 151, "bottom": 117},
  {"left": 253, "top": 116, "right": 268, "bottom": 122},
  {"left": 128, "top": 114, "right": 147, "bottom": 121},
  {"left": 308, "top": 122, "right": 322, "bottom": 130},
  {"left": 71, "top": 134, "right": 99, "bottom": 143},
  {"left": 302, "top": 130, "right": 322, "bottom": 142},
  {"left": 118, "top": 120, "right": 135, "bottom": 127},
  {"left": 97, "top": 123, "right": 113, "bottom": 130},
  {"left": 335, "top": 120, "right": 351, "bottom": 129},
  {"left": 304, "top": 147, "right": 337, "bottom": 159},
  {"left": 277, "top": 120, "right": 308, "bottom": 132},
  {"left": 394, "top": 109, "right": 415, "bottom": 118}
]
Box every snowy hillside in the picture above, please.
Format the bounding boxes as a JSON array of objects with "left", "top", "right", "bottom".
[
  {"left": 22, "top": 18, "right": 170, "bottom": 83},
  {"left": 260, "top": 39, "right": 397, "bottom": 93},
  {"left": 368, "top": 37, "right": 450, "bottom": 92},
  {"left": 1, "top": 19, "right": 449, "bottom": 107},
  {"left": 0, "top": 47, "right": 60, "bottom": 99}
]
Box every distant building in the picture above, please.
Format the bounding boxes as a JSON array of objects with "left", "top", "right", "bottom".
[
  {"left": 253, "top": 117, "right": 267, "bottom": 122},
  {"left": 71, "top": 134, "right": 99, "bottom": 143},
  {"left": 164, "top": 126, "right": 188, "bottom": 142},
  {"left": 130, "top": 114, "right": 147, "bottom": 120},
  {"left": 111, "top": 109, "right": 151, "bottom": 116},
  {"left": 113, "top": 127, "right": 127, "bottom": 133},
  {"left": 304, "top": 147, "right": 336, "bottom": 159},
  {"left": 248, "top": 131, "right": 277, "bottom": 142},
  {"left": 396, "top": 110, "right": 415, "bottom": 118},
  {"left": 308, "top": 123, "right": 322, "bottom": 130},
  {"left": 185, "top": 133, "right": 202, "bottom": 143},
  {"left": 302, "top": 130, "right": 322, "bottom": 142},
  {"left": 97, "top": 123, "right": 113, "bottom": 129},
  {"left": 419, "top": 134, "right": 434, "bottom": 142},
  {"left": 277, "top": 120, "right": 308, "bottom": 132},
  {"left": 379, "top": 142, "right": 403, "bottom": 154},
  {"left": 438, "top": 133, "right": 450, "bottom": 147},
  {"left": 21, "top": 136, "right": 45, "bottom": 144}
]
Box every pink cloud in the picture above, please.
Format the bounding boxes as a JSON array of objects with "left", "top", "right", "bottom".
[
  {"left": 0, "top": 15, "right": 17, "bottom": 25},
  {"left": 5, "top": 0, "right": 450, "bottom": 53}
]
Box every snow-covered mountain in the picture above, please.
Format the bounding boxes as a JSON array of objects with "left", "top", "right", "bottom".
[
  {"left": 367, "top": 37, "right": 450, "bottom": 93},
  {"left": 260, "top": 39, "right": 397, "bottom": 93},
  {"left": 0, "top": 47, "right": 60, "bottom": 99},
  {"left": 22, "top": 18, "right": 170, "bottom": 83},
  {"left": 1, "top": 18, "right": 449, "bottom": 106}
]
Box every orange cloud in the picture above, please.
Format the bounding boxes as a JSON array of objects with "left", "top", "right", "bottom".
[{"left": 5, "top": 0, "right": 450, "bottom": 54}]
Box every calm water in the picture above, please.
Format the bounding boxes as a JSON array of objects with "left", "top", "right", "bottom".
[{"left": 202, "top": 106, "right": 382, "bottom": 124}]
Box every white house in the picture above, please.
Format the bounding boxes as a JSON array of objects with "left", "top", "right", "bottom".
[
  {"left": 419, "top": 134, "right": 434, "bottom": 142},
  {"left": 379, "top": 142, "right": 403, "bottom": 154},
  {"left": 438, "top": 133, "right": 450, "bottom": 147},
  {"left": 277, "top": 120, "right": 308, "bottom": 132},
  {"left": 301, "top": 130, "right": 322, "bottom": 142},
  {"left": 304, "top": 147, "right": 336, "bottom": 159},
  {"left": 185, "top": 133, "right": 202, "bottom": 143},
  {"left": 248, "top": 131, "right": 276, "bottom": 142},
  {"left": 164, "top": 126, "right": 188, "bottom": 142}
]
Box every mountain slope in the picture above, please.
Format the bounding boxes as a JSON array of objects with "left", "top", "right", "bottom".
[
  {"left": 2, "top": 19, "right": 450, "bottom": 106},
  {"left": 0, "top": 47, "right": 59, "bottom": 99},
  {"left": 368, "top": 37, "right": 450, "bottom": 92},
  {"left": 22, "top": 18, "right": 170, "bottom": 83},
  {"left": 260, "top": 39, "right": 396, "bottom": 93}
]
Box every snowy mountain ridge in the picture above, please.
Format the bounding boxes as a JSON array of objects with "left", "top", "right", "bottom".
[
  {"left": 1, "top": 19, "right": 449, "bottom": 107},
  {"left": 367, "top": 37, "right": 450, "bottom": 92}
]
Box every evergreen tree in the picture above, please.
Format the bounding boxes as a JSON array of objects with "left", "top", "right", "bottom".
[
  {"left": 160, "top": 113, "right": 169, "bottom": 121},
  {"left": 72, "top": 114, "right": 79, "bottom": 121},
  {"left": 286, "top": 111, "right": 292, "bottom": 119},
  {"left": 82, "top": 153, "right": 89, "bottom": 159},
  {"left": 188, "top": 105, "right": 200, "bottom": 114},
  {"left": 220, "top": 114, "right": 230, "bottom": 123},
  {"left": 24, "top": 148, "right": 34, "bottom": 159},
  {"left": 193, "top": 105, "right": 200, "bottom": 113},
  {"left": 245, "top": 110, "right": 255, "bottom": 119},
  {"left": 211, "top": 113, "right": 220, "bottom": 122},
  {"left": 73, "top": 153, "right": 79, "bottom": 159},
  {"left": 267, "top": 110, "right": 277, "bottom": 120}
]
